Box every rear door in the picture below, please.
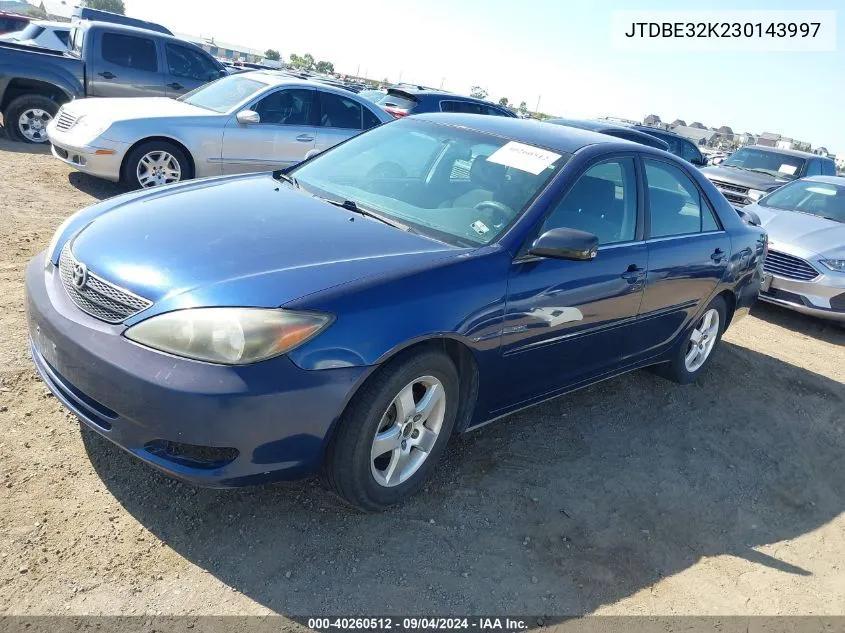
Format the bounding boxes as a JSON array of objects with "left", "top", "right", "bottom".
[
  {"left": 89, "top": 29, "right": 166, "bottom": 97},
  {"left": 163, "top": 42, "right": 221, "bottom": 96},
  {"left": 313, "top": 90, "right": 382, "bottom": 154},
  {"left": 220, "top": 87, "right": 317, "bottom": 174},
  {"left": 631, "top": 157, "right": 731, "bottom": 357}
]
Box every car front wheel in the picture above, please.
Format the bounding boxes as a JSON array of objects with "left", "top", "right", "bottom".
[
  {"left": 325, "top": 349, "right": 459, "bottom": 511},
  {"left": 122, "top": 140, "right": 191, "bottom": 190}
]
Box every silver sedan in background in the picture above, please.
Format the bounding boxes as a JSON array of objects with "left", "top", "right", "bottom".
[
  {"left": 748, "top": 176, "right": 845, "bottom": 324},
  {"left": 46, "top": 71, "right": 393, "bottom": 189}
]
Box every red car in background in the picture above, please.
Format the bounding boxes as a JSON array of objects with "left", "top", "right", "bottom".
[{"left": 0, "top": 12, "right": 29, "bottom": 35}]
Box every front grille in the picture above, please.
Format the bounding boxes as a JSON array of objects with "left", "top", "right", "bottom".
[
  {"left": 710, "top": 180, "right": 750, "bottom": 206},
  {"left": 59, "top": 243, "right": 153, "bottom": 323},
  {"left": 55, "top": 110, "right": 77, "bottom": 132},
  {"left": 763, "top": 249, "right": 820, "bottom": 281}
]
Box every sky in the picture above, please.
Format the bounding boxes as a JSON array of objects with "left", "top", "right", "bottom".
[{"left": 124, "top": 0, "right": 844, "bottom": 153}]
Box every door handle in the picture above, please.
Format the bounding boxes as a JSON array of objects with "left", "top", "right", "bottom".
[
  {"left": 168, "top": 82, "right": 184, "bottom": 90},
  {"left": 98, "top": 71, "right": 116, "bottom": 79},
  {"left": 621, "top": 264, "right": 645, "bottom": 282},
  {"left": 711, "top": 248, "right": 726, "bottom": 262},
  {"left": 295, "top": 134, "right": 315, "bottom": 142}
]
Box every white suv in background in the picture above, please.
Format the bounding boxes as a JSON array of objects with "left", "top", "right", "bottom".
[{"left": 0, "top": 20, "right": 70, "bottom": 50}]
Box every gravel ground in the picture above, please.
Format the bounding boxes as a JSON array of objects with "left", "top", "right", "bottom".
[{"left": 0, "top": 138, "right": 844, "bottom": 619}]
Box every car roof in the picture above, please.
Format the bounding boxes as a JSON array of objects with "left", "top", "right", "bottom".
[
  {"left": 628, "top": 124, "right": 690, "bottom": 139},
  {"left": 545, "top": 118, "right": 669, "bottom": 151},
  {"left": 413, "top": 113, "right": 632, "bottom": 153},
  {"left": 804, "top": 175, "right": 845, "bottom": 185},
  {"left": 742, "top": 145, "right": 819, "bottom": 159},
  {"left": 387, "top": 86, "right": 500, "bottom": 106},
  {"left": 80, "top": 20, "right": 196, "bottom": 43}
]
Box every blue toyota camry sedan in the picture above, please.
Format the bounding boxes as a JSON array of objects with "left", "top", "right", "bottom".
[{"left": 26, "top": 114, "right": 766, "bottom": 510}]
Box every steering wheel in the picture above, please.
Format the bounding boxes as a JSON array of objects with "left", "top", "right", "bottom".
[
  {"left": 474, "top": 200, "right": 516, "bottom": 227},
  {"left": 366, "top": 161, "right": 407, "bottom": 179}
]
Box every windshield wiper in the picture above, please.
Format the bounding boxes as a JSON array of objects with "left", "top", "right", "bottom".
[
  {"left": 273, "top": 170, "right": 300, "bottom": 188},
  {"left": 319, "top": 197, "right": 416, "bottom": 233}
]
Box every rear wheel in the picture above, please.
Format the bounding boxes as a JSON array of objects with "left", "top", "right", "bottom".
[
  {"left": 325, "top": 349, "right": 459, "bottom": 511},
  {"left": 5, "top": 94, "right": 58, "bottom": 144},
  {"left": 653, "top": 296, "right": 726, "bottom": 384},
  {"left": 121, "top": 140, "right": 192, "bottom": 190}
]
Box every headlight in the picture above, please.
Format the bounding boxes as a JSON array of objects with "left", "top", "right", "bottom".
[
  {"left": 124, "top": 308, "right": 333, "bottom": 365},
  {"left": 747, "top": 189, "right": 766, "bottom": 202},
  {"left": 820, "top": 259, "right": 845, "bottom": 273},
  {"left": 72, "top": 115, "right": 110, "bottom": 142}
]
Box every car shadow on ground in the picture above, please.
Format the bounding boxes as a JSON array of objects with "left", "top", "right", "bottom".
[
  {"left": 0, "top": 134, "right": 51, "bottom": 155},
  {"left": 81, "top": 327, "right": 845, "bottom": 616},
  {"left": 751, "top": 301, "right": 844, "bottom": 346},
  {"left": 67, "top": 172, "right": 126, "bottom": 201}
]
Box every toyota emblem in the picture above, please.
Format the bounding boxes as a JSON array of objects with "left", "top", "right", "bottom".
[{"left": 72, "top": 262, "right": 88, "bottom": 290}]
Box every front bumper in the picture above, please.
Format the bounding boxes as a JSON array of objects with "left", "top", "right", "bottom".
[
  {"left": 759, "top": 271, "right": 845, "bottom": 323},
  {"left": 46, "top": 125, "right": 128, "bottom": 182},
  {"left": 25, "top": 252, "right": 369, "bottom": 486}
]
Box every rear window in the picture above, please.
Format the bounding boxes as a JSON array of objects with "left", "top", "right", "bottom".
[
  {"left": 378, "top": 91, "right": 418, "bottom": 111},
  {"left": 101, "top": 32, "right": 157, "bottom": 72}
]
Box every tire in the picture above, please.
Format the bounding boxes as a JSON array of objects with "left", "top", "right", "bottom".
[
  {"left": 4, "top": 94, "right": 58, "bottom": 144},
  {"left": 121, "top": 140, "right": 192, "bottom": 190},
  {"left": 652, "top": 295, "right": 727, "bottom": 385},
  {"left": 325, "top": 349, "right": 460, "bottom": 511}
]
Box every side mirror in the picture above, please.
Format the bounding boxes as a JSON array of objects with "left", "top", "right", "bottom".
[
  {"left": 528, "top": 228, "right": 599, "bottom": 261},
  {"left": 219, "top": 68, "right": 228, "bottom": 77},
  {"left": 236, "top": 110, "right": 260, "bottom": 125},
  {"left": 736, "top": 208, "right": 762, "bottom": 226}
]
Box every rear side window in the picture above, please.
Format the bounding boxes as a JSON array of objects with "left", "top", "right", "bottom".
[
  {"left": 165, "top": 43, "right": 219, "bottom": 81},
  {"left": 101, "top": 32, "right": 157, "bottom": 72},
  {"left": 319, "top": 91, "right": 363, "bottom": 129},
  {"left": 645, "top": 159, "right": 720, "bottom": 237},
  {"left": 441, "top": 100, "right": 485, "bottom": 114},
  {"left": 56, "top": 30, "right": 70, "bottom": 46},
  {"left": 362, "top": 107, "right": 382, "bottom": 130}
]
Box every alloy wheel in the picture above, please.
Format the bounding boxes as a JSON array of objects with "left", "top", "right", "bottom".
[
  {"left": 18, "top": 108, "right": 52, "bottom": 143},
  {"left": 685, "top": 308, "right": 720, "bottom": 372},
  {"left": 370, "top": 376, "right": 446, "bottom": 488},
  {"left": 136, "top": 151, "right": 182, "bottom": 188}
]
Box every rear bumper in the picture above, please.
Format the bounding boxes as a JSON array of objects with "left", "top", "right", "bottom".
[{"left": 25, "top": 252, "right": 369, "bottom": 486}]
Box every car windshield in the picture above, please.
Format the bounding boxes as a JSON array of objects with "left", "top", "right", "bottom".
[
  {"left": 178, "top": 75, "right": 266, "bottom": 113},
  {"left": 290, "top": 118, "right": 569, "bottom": 246},
  {"left": 759, "top": 180, "right": 845, "bottom": 223},
  {"left": 722, "top": 147, "right": 805, "bottom": 179}
]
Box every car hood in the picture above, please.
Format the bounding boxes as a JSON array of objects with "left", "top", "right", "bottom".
[
  {"left": 747, "top": 203, "right": 845, "bottom": 257},
  {"left": 700, "top": 165, "right": 791, "bottom": 190},
  {"left": 69, "top": 174, "right": 462, "bottom": 316},
  {"left": 62, "top": 97, "right": 216, "bottom": 124}
]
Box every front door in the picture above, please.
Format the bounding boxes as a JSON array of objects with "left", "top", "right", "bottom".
[
  {"left": 498, "top": 156, "right": 647, "bottom": 407},
  {"left": 632, "top": 157, "right": 731, "bottom": 356},
  {"left": 89, "top": 30, "right": 166, "bottom": 98},
  {"left": 220, "top": 87, "right": 317, "bottom": 174}
]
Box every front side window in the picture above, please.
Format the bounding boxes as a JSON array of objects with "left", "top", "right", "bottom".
[
  {"left": 165, "top": 43, "right": 219, "bottom": 81},
  {"left": 760, "top": 180, "right": 845, "bottom": 223},
  {"left": 681, "top": 141, "right": 703, "bottom": 164},
  {"left": 645, "top": 159, "right": 720, "bottom": 237},
  {"left": 542, "top": 158, "right": 637, "bottom": 245},
  {"left": 319, "top": 92, "right": 363, "bottom": 129},
  {"left": 722, "top": 147, "right": 805, "bottom": 180},
  {"left": 101, "top": 32, "right": 157, "bottom": 72},
  {"left": 291, "top": 118, "right": 569, "bottom": 246},
  {"left": 253, "top": 89, "right": 314, "bottom": 125},
  {"left": 178, "top": 75, "right": 266, "bottom": 113}
]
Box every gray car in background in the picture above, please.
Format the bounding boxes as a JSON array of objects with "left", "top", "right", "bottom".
[
  {"left": 46, "top": 71, "right": 393, "bottom": 189},
  {"left": 748, "top": 176, "right": 845, "bottom": 324}
]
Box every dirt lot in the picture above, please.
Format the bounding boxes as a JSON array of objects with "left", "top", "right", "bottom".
[{"left": 0, "top": 138, "right": 844, "bottom": 619}]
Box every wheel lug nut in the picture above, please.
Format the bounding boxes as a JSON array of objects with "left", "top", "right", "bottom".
[
  {"left": 413, "top": 415, "right": 421, "bottom": 422},
  {"left": 411, "top": 430, "right": 419, "bottom": 439}
]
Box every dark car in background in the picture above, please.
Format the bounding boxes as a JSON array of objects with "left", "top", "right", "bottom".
[
  {"left": 376, "top": 85, "right": 516, "bottom": 118},
  {"left": 0, "top": 21, "right": 225, "bottom": 143},
  {"left": 545, "top": 118, "right": 670, "bottom": 151},
  {"left": 700, "top": 146, "right": 836, "bottom": 207},
  {"left": 630, "top": 126, "right": 707, "bottom": 167}
]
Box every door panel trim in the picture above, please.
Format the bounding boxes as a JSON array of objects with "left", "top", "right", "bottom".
[{"left": 501, "top": 312, "right": 640, "bottom": 356}]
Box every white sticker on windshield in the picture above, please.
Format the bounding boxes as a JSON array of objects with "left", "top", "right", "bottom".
[
  {"left": 487, "top": 141, "right": 561, "bottom": 175},
  {"left": 779, "top": 164, "right": 798, "bottom": 175}
]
